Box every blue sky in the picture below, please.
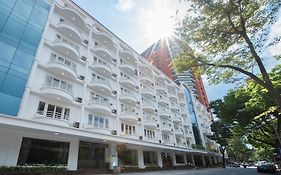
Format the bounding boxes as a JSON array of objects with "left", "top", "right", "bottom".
[{"left": 73, "top": 0, "right": 281, "bottom": 101}]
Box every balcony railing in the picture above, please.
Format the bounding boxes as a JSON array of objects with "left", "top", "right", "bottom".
[
  {"left": 44, "top": 76, "right": 73, "bottom": 95},
  {"left": 142, "top": 99, "right": 156, "bottom": 106},
  {"left": 91, "top": 77, "right": 111, "bottom": 87},
  {"left": 93, "top": 58, "right": 112, "bottom": 71},
  {"left": 37, "top": 110, "right": 69, "bottom": 121},
  {"left": 55, "top": 35, "right": 79, "bottom": 52},
  {"left": 50, "top": 54, "right": 77, "bottom": 73},
  {"left": 58, "top": 19, "right": 82, "bottom": 38}
]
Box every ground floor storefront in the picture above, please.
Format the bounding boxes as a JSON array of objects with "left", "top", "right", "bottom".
[{"left": 0, "top": 117, "right": 222, "bottom": 172}]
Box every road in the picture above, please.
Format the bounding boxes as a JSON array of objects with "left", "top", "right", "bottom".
[{"left": 121, "top": 167, "right": 263, "bottom": 175}]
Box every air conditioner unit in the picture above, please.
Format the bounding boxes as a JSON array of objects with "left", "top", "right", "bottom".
[
  {"left": 73, "top": 122, "right": 80, "bottom": 128},
  {"left": 78, "top": 75, "right": 84, "bottom": 80},
  {"left": 135, "top": 86, "right": 139, "bottom": 90},
  {"left": 80, "top": 56, "right": 87, "bottom": 61},
  {"left": 83, "top": 39, "right": 88, "bottom": 45},
  {"left": 138, "top": 118, "right": 141, "bottom": 122},
  {"left": 112, "top": 90, "right": 117, "bottom": 95},
  {"left": 112, "top": 58, "right": 117, "bottom": 62},
  {"left": 139, "top": 136, "right": 143, "bottom": 140},
  {"left": 111, "top": 130, "right": 117, "bottom": 135},
  {"left": 112, "top": 73, "right": 117, "bottom": 78},
  {"left": 171, "top": 129, "right": 173, "bottom": 132},
  {"left": 112, "top": 109, "right": 117, "bottom": 114},
  {"left": 157, "top": 124, "right": 159, "bottom": 127},
  {"left": 159, "top": 140, "right": 162, "bottom": 144},
  {"left": 76, "top": 97, "right": 82, "bottom": 103}
]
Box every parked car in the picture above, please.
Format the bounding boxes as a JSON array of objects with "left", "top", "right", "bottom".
[{"left": 257, "top": 163, "right": 277, "bottom": 173}]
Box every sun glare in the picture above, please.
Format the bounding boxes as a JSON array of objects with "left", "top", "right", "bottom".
[{"left": 141, "top": 8, "right": 178, "bottom": 41}]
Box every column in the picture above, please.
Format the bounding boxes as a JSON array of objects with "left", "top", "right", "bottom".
[
  {"left": 201, "top": 155, "right": 206, "bottom": 167},
  {"left": 183, "top": 153, "right": 187, "bottom": 165},
  {"left": 209, "top": 156, "right": 213, "bottom": 166},
  {"left": 190, "top": 154, "right": 195, "bottom": 166},
  {"left": 213, "top": 156, "right": 217, "bottom": 165},
  {"left": 67, "top": 139, "right": 79, "bottom": 171},
  {"left": 171, "top": 153, "right": 177, "bottom": 166},
  {"left": 157, "top": 151, "right": 163, "bottom": 168},
  {"left": 137, "top": 149, "right": 145, "bottom": 169},
  {"left": 109, "top": 143, "right": 118, "bottom": 169}
]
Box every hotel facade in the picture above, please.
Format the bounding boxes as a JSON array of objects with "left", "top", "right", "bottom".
[{"left": 0, "top": 0, "right": 221, "bottom": 171}]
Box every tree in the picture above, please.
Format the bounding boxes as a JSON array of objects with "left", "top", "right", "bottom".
[
  {"left": 172, "top": 0, "right": 281, "bottom": 110},
  {"left": 209, "top": 120, "right": 232, "bottom": 168},
  {"left": 209, "top": 65, "right": 281, "bottom": 153}
]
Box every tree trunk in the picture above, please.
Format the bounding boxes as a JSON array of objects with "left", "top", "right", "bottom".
[{"left": 219, "top": 146, "right": 226, "bottom": 168}]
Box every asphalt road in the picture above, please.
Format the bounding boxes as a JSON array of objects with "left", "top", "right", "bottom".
[{"left": 121, "top": 167, "right": 264, "bottom": 175}]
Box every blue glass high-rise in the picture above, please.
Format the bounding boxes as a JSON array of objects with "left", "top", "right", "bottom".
[{"left": 0, "top": 0, "right": 50, "bottom": 116}]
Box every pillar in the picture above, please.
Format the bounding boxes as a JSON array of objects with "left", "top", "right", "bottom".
[
  {"left": 109, "top": 143, "right": 118, "bottom": 169},
  {"left": 191, "top": 154, "right": 195, "bottom": 166},
  {"left": 201, "top": 155, "right": 206, "bottom": 167},
  {"left": 171, "top": 153, "right": 177, "bottom": 166},
  {"left": 213, "top": 156, "right": 217, "bottom": 164},
  {"left": 67, "top": 139, "right": 79, "bottom": 170},
  {"left": 137, "top": 149, "right": 145, "bottom": 169},
  {"left": 209, "top": 156, "right": 213, "bottom": 166},
  {"left": 183, "top": 153, "right": 187, "bottom": 165},
  {"left": 157, "top": 151, "right": 163, "bottom": 168}
]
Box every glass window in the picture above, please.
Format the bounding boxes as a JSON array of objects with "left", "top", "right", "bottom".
[
  {"left": 20, "top": 25, "right": 41, "bottom": 52},
  {"left": 0, "top": 40, "right": 16, "bottom": 63},
  {"left": 46, "top": 104, "right": 55, "bottom": 117},
  {"left": 0, "top": 92, "right": 21, "bottom": 116},
  {"left": 64, "top": 108, "right": 70, "bottom": 118},
  {"left": 94, "top": 116, "right": 99, "bottom": 127},
  {"left": 105, "top": 119, "right": 109, "bottom": 129},
  {"left": 37, "top": 101, "right": 45, "bottom": 115},
  {"left": 88, "top": 114, "right": 93, "bottom": 125},
  {"left": 12, "top": 48, "right": 34, "bottom": 70},
  {"left": 99, "top": 118, "right": 104, "bottom": 128},
  {"left": 2, "top": 15, "right": 26, "bottom": 43},
  {"left": 55, "top": 106, "right": 62, "bottom": 119},
  {"left": 17, "top": 137, "right": 69, "bottom": 166},
  {"left": 0, "top": 6, "right": 10, "bottom": 30},
  {"left": 35, "top": 0, "right": 50, "bottom": 15},
  {"left": 29, "top": 8, "right": 47, "bottom": 29},
  {"left": 1, "top": 74, "right": 26, "bottom": 98},
  {"left": 0, "top": 0, "right": 17, "bottom": 9},
  {"left": 12, "top": 0, "right": 33, "bottom": 20}
]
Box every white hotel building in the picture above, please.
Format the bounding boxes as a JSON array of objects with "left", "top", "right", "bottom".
[{"left": 0, "top": 0, "right": 221, "bottom": 171}]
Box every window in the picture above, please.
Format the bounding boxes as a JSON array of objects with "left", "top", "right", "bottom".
[
  {"left": 88, "top": 115, "right": 109, "bottom": 129},
  {"left": 36, "top": 101, "right": 70, "bottom": 121},
  {"left": 121, "top": 123, "right": 136, "bottom": 135},
  {"left": 144, "top": 129, "right": 155, "bottom": 139},
  {"left": 36, "top": 101, "right": 45, "bottom": 115}
]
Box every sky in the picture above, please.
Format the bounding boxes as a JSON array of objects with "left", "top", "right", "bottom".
[{"left": 72, "top": 0, "right": 281, "bottom": 101}]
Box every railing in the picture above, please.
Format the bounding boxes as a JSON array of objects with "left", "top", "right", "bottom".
[
  {"left": 89, "top": 97, "right": 112, "bottom": 108},
  {"left": 121, "top": 91, "right": 137, "bottom": 99},
  {"left": 158, "top": 106, "right": 170, "bottom": 113},
  {"left": 37, "top": 110, "right": 69, "bottom": 121},
  {"left": 93, "top": 59, "right": 112, "bottom": 72},
  {"left": 120, "top": 59, "right": 136, "bottom": 69},
  {"left": 50, "top": 54, "right": 77, "bottom": 73},
  {"left": 58, "top": 19, "right": 82, "bottom": 38},
  {"left": 120, "top": 76, "right": 136, "bottom": 85},
  {"left": 91, "top": 77, "right": 111, "bottom": 87},
  {"left": 170, "top": 101, "right": 178, "bottom": 108},
  {"left": 55, "top": 35, "right": 79, "bottom": 52},
  {"left": 43, "top": 76, "right": 73, "bottom": 96},
  {"left": 142, "top": 99, "right": 156, "bottom": 106},
  {"left": 144, "top": 115, "right": 157, "bottom": 123},
  {"left": 141, "top": 86, "right": 154, "bottom": 94},
  {"left": 120, "top": 109, "right": 138, "bottom": 116}
]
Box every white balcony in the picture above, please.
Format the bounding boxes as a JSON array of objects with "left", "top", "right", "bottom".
[
  {"left": 53, "top": 36, "right": 80, "bottom": 59},
  {"left": 156, "top": 85, "right": 166, "bottom": 94},
  {"left": 169, "top": 94, "right": 177, "bottom": 102},
  {"left": 174, "top": 129, "right": 184, "bottom": 136},
  {"left": 119, "top": 110, "right": 139, "bottom": 123},
  {"left": 119, "top": 77, "right": 137, "bottom": 90},
  {"left": 183, "top": 119, "right": 190, "bottom": 126},
  {"left": 92, "top": 61, "right": 113, "bottom": 78},
  {"left": 59, "top": 7, "right": 87, "bottom": 30},
  {"left": 93, "top": 47, "right": 113, "bottom": 64},
  {"left": 140, "top": 74, "right": 153, "bottom": 86},
  {"left": 87, "top": 99, "right": 113, "bottom": 116},
  {"left": 41, "top": 77, "right": 74, "bottom": 103},
  {"left": 170, "top": 101, "right": 179, "bottom": 111},
  {"left": 158, "top": 107, "right": 170, "bottom": 119},
  {"left": 119, "top": 91, "right": 138, "bottom": 104},
  {"left": 157, "top": 95, "right": 168, "bottom": 105},
  {"left": 119, "top": 49, "right": 136, "bottom": 64},
  {"left": 142, "top": 99, "right": 156, "bottom": 112},
  {"left": 161, "top": 125, "right": 172, "bottom": 132},
  {"left": 89, "top": 78, "right": 112, "bottom": 95},
  {"left": 34, "top": 110, "right": 71, "bottom": 127},
  {"left": 47, "top": 54, "right": 77, "bottom": 80},
  {"left": 120, "top": 62, "right": 136, "bottom": 75},
  {"left": 56, "top": 19, "right": 82, "bottom": 42},
  {"left": 143, "top": 116, "right": 158, "bottom": 129},
  {"left": 172, "top": 116, "right": 181, "bottom": 123},
  {"left": 141, "top": 87, "right": 155, "bottom": 97},
  {"left": 93, "top": 25, "right": 116, "bottom": 53}
]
